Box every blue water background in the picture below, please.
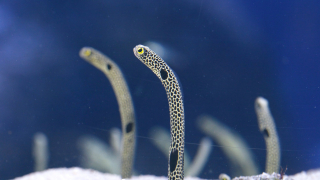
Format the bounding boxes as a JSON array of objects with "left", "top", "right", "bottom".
[{"left": 0, "top": 0, "right": 319, "bottom": 179}]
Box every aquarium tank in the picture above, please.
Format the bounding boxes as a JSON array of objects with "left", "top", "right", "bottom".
[{"left": 0, "top": 0, "right": 319, "bottom": 179}]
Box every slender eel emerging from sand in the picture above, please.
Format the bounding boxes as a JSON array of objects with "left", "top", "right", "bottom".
[
  {"left": 197, "top": 115, "right": 258, "bottom": 176},
  {"left": 33, "top": 132, "right": 49, "bottom": 172},
  {"left": 79, "top": 47, "right": 135, "bottom": 179},
  {"left": 133, "top": 45, "right": 185, "bottom": 180},
  {"left": 254, "top": 97, "right": 280, "bottom": 174}
]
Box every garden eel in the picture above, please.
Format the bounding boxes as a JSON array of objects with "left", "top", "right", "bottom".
[
  {"left": 33, "top": 132, "right": 49, "bottom": 172},
  {"left": 254, "top": 97, "right": 280, "bottom": 174},
  {"left": 133, "top": 45, "right": 185, "bottom": 180},
  {"left": 79, "top": 47, "right": 135, "bottom": 179},
  {"left": 197, "top": 115, "right": 258, "bottom": 176}
]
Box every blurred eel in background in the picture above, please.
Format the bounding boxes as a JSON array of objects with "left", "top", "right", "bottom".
[
  {"left": 255, "top": 97, "right": 280, "bottom": 174},
  {"left": 77, "top": 134, "right": 121, "bottom": 174},
  {"left": 197, "top": 115, "right": 259, "bottom": 177},
  {"left": 79, "top": 47, "right": 136, "bottom": 179},
  {"left": 33, "top": 132, "right": 49, "bottom": 172}
]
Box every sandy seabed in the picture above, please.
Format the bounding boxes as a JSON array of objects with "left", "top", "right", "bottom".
[{"left": 14, "top": 167, "right": 320, "bottom": 180}]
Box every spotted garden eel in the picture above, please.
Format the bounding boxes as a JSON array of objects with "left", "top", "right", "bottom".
[
  {"left": 133, "top": 45, "right": 185, "bottom": 180},
  {"left": 79, "top": 47, "right": 135, "bottom": 179},
  {"left": 254, "top": 97, "right": 280, "bottom": 174}
]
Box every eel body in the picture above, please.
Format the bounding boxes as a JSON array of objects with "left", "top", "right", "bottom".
[
  {"left": 133, "top": 45, "right": 185, "bottom": 180},
  {"left": 79, "top": 47, "right": 136, "bottom": 179},
  {"left": 33, "top": 132, "right": 49, "bottom": 172},
  {"left": 254, "top": 97, "right": 280, "bottom": 174},
  {"left": 197, "top": 115, "right": 259, "bottom": 176}
]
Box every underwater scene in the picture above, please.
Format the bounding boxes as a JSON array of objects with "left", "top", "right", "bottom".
[{"left": 0, "top": 1, "right": 319, "bottom": 179}]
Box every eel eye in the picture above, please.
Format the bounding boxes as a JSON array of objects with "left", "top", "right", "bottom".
[
  {"left": 84, "top": 49, "right": 92, "bottom": 56},
  {"left": 137, "top": 47, "right": 144, "bottom": 54}
]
